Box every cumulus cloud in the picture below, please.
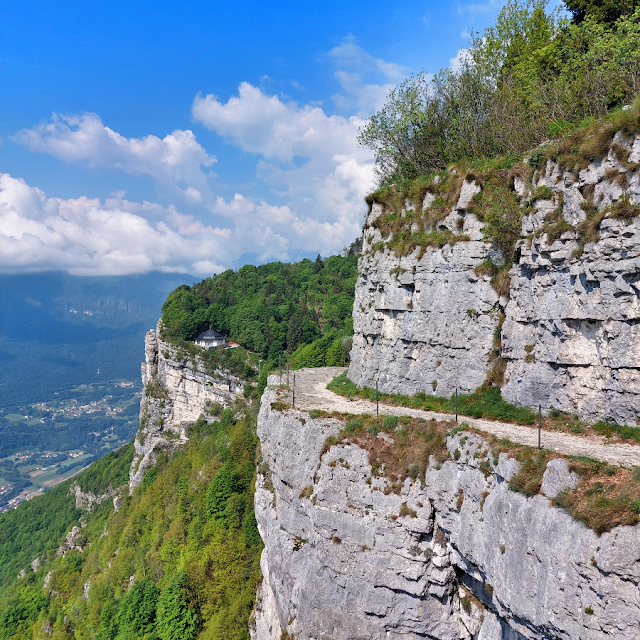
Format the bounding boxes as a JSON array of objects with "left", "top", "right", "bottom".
[
  {"left": 0, "top": 170, "right": 364, "bottom": 276},
  {"left": 192, "top": 82, "right": 376, "bottom": 252},
  {"left": 8, "top": 39, "right": 398, "bottom": 274},
  {"left": 13, "top": 113, "right": 216, "bottom": 201},
  {"left": 0, "top": 173, "right": 230, "bottom": 276}
]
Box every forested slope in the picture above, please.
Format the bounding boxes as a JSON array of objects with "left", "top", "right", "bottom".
[
  {"left": 0, "top": 407, "right": 261, "bottom": 640},
  {"left": 161, "top": 254, "right": 359, "bottom": 373}
]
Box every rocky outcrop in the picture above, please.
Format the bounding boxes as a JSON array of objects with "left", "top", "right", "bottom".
[
  {"left": 502, "top": 156, "right": 640, "bottom": 423},
  {"left": 349, "top": 132, "right": 640, "bottom": 424},
  {"left": 70, "top": 483, "right": 119, "bottom": 512},
  {"left": 57, "top": 526, "right": 88, "bottom": 557},
  {"left": 349, "top": 198, "right": 501, "bottom": 397},
  {"left": 253, "top": 381, "right": 640, "bottom": 639},
  {"left": 129, "top": 325, "right": 245, "bottom": 491}
]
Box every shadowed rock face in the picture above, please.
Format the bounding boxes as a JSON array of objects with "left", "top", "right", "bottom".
[
  {"left": 128, "top": 325, "right": 244, "bottom": 492},
  {"left": 252, "top": 382, "right": 640, "bottom": 640},
  {"left": 349, "top": 133, "right": 640, "bottom": 425}
]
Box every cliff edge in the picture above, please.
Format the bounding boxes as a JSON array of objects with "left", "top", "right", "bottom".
[
  {"left": 252, "top": 378, "right": 640, "bottom": 639},
  {"left": 129, "top": 325, "right": 245, "bottom": 491}
]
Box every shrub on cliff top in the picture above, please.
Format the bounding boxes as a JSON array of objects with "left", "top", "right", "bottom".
[{"left": 359, "top": 1, "right": 640, "bottom": 184}]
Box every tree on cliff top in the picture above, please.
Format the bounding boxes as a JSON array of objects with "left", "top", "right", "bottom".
[{"left": 359, "top": 0, "right": 640, "bottom": 183}]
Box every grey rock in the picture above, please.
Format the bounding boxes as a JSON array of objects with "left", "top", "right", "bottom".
[
  {"left": 57, "top": 526, "right": 87, "bottom": 556},
  {"left": 496, "top": 453, "right": 520, "bottom": 482},
  {"left": 540, "top": 458, "right": 580, "bottom": 499},
  {"left": 502, "top": 214, "right": 640, "bottom": 424},
  {"left": 71, "top": 482, "right": 117, "bottom": 513},
  {"left": 456, "top": 179, "right": 481, "bottom": 210},
  {"left": 350, "top": 197, "right": 501, "bottom": 397},
  {"left": 351, "top": 139, "right": 640, "bottom": 425},
  {"left": 254, "top": 396, "right": 640, "bottom": 640},
  {"left": 129, "top": 324, "right": 245, "bottom": 491}
]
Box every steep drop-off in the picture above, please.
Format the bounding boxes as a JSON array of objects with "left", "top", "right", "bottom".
[
  {"left": 349, "top": 127, "right": 640, "bottom": 424},
  {"left": 252, "top": 378, "right": 640, "bottom": 640},
  {"left": 130, "top": 325, "right": 245, "bottom": 490}
]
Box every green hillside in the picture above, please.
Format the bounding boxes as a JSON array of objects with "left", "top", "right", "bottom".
[
  {"left": 161, "top": 254, "right": 360, "bottom": 378},
  {"left": 0, "top": 406, "right": 261, "bottom": 640}
]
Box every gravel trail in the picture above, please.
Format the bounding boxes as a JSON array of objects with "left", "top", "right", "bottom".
[{"left": 276, "top": 367, "right": 640, "bottom": 467}]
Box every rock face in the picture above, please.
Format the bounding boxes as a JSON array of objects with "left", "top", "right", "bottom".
[
  {"left": 70, "top": 482, "right": 119, "bottom": 512},
  {"left": 502, "top": 161, "right": 640, "bottom": 423},
  {"left": 129, "top": 325, "right": 245, "bottom": 491},
  {"left": 349, "top": 133, "right": 640, "bottom": 424},
  {"left": 253, "top": 381, "right": 640, "bottom": 639},
  {"left": 349, "top": 198, "right": 501, "bottom": 397}
]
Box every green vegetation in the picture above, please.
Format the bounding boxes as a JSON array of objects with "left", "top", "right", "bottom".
[
  {"left": 565, "top": 0, "right": 640, "bottom": 24},
  {"left": 316, "top": 411, "right": 450, "bottom": 492},
  {"left": 472, "top": 434, "right": 640, "bottom": 534},
  {"left": 0, "top": 445, "right": 133, "bottom": 599},
  {"left": 161, "top": 255, "right": 359, "bottom": 383},
  {"left": 0, "top": 408, "right": 262, "bottom": 640},
  {"left": 328, "top": 372, "right": 537, "bottom": 425},
  {"left": 359, "top": 0, "right": 640, "bottom": 183},
  {"left": 592, "top": 420, "right": 640, "bottom": 443}
]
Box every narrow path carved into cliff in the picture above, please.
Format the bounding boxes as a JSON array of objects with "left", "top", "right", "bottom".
[{"left": 280, "top": 367, "right": 640, "bottom": 467}]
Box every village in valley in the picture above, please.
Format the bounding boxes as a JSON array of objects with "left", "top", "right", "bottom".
[{"left": 0, "top": 380, "right": 142, "bottom": 511}]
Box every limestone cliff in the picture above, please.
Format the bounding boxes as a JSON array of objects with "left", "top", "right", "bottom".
[
  {"left": 349, "top": 130, "right": 640, "bottom": 424},
  {"left": 129, "top": 325, "right": 245, "bottom": 491},
  {"left": 349, "top": 196, "right": 500, "bottom": 398},
  {"left": 252, "top": 379, "right": 640, "bottom": 640}
]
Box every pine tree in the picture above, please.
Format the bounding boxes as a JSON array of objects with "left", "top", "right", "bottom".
[
  {"left": 156, "top": 572, "right": 199, "bottom": 640},
  {"left": 116, "top": 579, "right": 160, "bottom": 640},
  {"left": 286, "top": 313, "right": 304, "bottom": 352},
  {"left": 205, "top": 464, "right": 235, "bottom": 521}
]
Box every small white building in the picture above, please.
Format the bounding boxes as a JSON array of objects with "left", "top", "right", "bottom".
[{"left": 194, "top": 328, "right": 227, "bottom": 350}]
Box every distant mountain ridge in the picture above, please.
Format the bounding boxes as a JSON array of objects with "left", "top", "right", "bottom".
[{"left": 0, "top": 271, "right": 197, "bottom": 406}]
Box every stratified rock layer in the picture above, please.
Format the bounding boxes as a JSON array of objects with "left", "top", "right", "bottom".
[
  {"left": 502, "top": 156, "right": 640, "bottom": 423},
  {"left": 349, "top": 133, "right": 640, "bottom": 424},
  {"left": 252, "top": 381, "right": 640, "bottom": 639},
  {"left": 129, "top": 325, "right": 244, "bottom": 491},
  {"left": 349, "top": 199, "right": 501, "bottom": 397}
]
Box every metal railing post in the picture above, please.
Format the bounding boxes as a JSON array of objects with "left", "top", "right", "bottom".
[
  {"left": 455, "top": 387, "right": 458, "bottom": 423},
  {"left": 538, "top": 404, "right": 542, "bottom": 449},
  {"left": 376, "top": 381, "right": 379, "bottom": 416}
]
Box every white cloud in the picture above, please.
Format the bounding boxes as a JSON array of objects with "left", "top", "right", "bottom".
[
  {"left": 450, "top": 47, "right": 472, "bottom": 72},
  {"left": 0, "top": 173, "right": 230, "bottom": 276},
  {"left": 192, "top": 82, "right": 376, "bottom": 251},
  {"left": 8, "top": 40, "right": 395, "bottom": 273},
  {"left": 211, "top": 192, "right": 363, "bottom": 263},
  {"left": 13, "top": 113, "right": 216, "bottom": 201},
  {"left": 325, "top": 36, "right": 405, "bottom": 116},
  {"left": 0, "top": 167, "right": 366, "bottom": 276}
]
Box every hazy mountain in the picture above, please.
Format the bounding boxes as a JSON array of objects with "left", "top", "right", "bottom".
[{"left": 0, "top": 271, "right": 196, "bottom": 406}]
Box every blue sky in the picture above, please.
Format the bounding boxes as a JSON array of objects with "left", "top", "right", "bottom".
[{"left": 1, "top": 0, "right": 515, "bottom": 276}]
